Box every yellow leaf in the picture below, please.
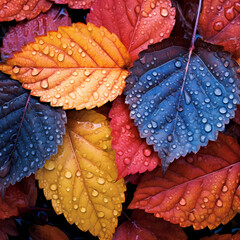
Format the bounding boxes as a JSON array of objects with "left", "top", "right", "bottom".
[
  {"left": 35, "top": 110, "right": 126, "bottom": 240},
  {"left": 0, "top": 23, "right": 131, "bottom": 110}
]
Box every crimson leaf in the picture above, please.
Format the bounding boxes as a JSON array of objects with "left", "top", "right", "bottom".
[
  {"left": 0, "top": 73, "right": 66, "bottom": 192},
  {"left": 124, "top": 38, "right": 240, "bottom": 171}
]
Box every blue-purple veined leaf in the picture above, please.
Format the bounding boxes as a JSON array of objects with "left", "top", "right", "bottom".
[
  {"left": 0, "top": 72, "right": 66, "bottom": 192},
  {"left": 124, "top": 38, "right": 240, "bottom": 172}
]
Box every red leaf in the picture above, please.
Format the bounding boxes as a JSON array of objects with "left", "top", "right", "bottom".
[
  {"left": 113, "top": 210, "right": 187, "bottom": 240},
  {"left": 0, "top": 175, "right": 37, "bottom": 219},
  {"left": 199, "top": 0, "right": 240, "bottom": 59},
  {"left": 109, "top": 96, "right": 161, "bottom": 179},
  {"left": 233, "top": 105, "right": 240, "bottom": 124},
  {"left": 87, "top": 0, "right": 176, "bottom": 62},
  {"left": 51, "top": 0, "right": 93, "bottom": 9},
  {"left": 29, "top": 225, "right": 69, "bottom": 240},
  {"left": 129, "top": 133, "right": 240, "bottom": 230},
  {"left": 0, "top": 0, "right": 52, "bottom": 22},
  {"left": 0, "top": 219, "right": 18, "bottom": 240},
  {"left": 1, "top": 7, "right": 71, "bottom": 61}
]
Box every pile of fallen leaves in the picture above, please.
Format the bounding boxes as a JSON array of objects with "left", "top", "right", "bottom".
[{"left": 1, "top": 0, "right": 240, "bottom": 239}]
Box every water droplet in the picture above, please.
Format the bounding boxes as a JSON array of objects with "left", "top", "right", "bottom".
[
  {"left": 143, "top": 148, "right": 152, "bottom": 157},
  {"left": 31, "top": 68, "right": 41, "bottom": 76},
  {"left": 58, "top": 53, "right": 65, "bottom": 62},
  {"left": 66, "top": 187, "right": 70, "bottom": 192},
  {"left": 12, "top": 66, "right": 20, "bottom": 74},
  {"left": 225, "top": 7, "right": 235, "bottom": 21},
  {"left": 150, "top": 2, "right": 156, "bottom": 9},
  {"left": 160, "top": 7, "right": 169, "bottom": 17},
  {"left": 224, "top": 60, "right": 229, "bottom": 68},
  {"left": 204, "top": 123, "right": 212, "bottom": 133},
  {"left": 32, "top": 51, "right": 37, "bottom": 55},
  {"left": 219, "top": 107, "right": 227, "bottom": 114},
  {"left": 167, "top": 134, "right": 173, "bottom": 142},
  {"left": 135, "top": 5, "right": 141, "bottom": 14},
  {"left": 189, "top": 213, "right": 195, "bottom": 221},
  {"left": 41, "top": 80, "right": 49, "bottom": 89},
  {"left": 97, "top": 178, "right": 105, "bottom": 185},
  {"left": 213, "top": 21, "right": 224, "bottom": 31},
  {"left": 113, "top": 210, "right": 118, "bottom": 216},
  {"left": 44, "top": 161, "right": 55, "bottom": 170},
  {"left": 23, "top": 166, "right": 28, "bottom": 172},
  {"left": 104, "top": 197, "right": 108, "bottom": 203},
  {"left": 23, "top": 4, "right": 30, "bottom": 10},
  {"left": 39, "top": 39, "right": 44, "bottom": 45},
  {"left": 57, "top": 33, "right": 62, "bottom": 39},
  {"left": 216, "top": 199, "right": 223, "bottom": 207},
  {"left": 179, "top": 198, "right": 186, "bottom": 206},
  {"left": 92, "top": 189, "right": 99, "bottom": 197},
  {"left": 184, "top": 90, "right": 191, "bottom": 105},
  {"left": 86, "top": 172, "right": 93, "bottom": 178},
  {"left": 151, "top": 120, "right": 158, "bottom": 128},
  {"left": 175, "top": 60, "right": 182, "bottom": 68},
  {"left": 203, "top": 197, "right": 209, "bottom": 203},
  {"left": 124, "top": 157, "right": 131, "bottom": 165},
  {"left": 76, "top": 170, "right": 81, "bottom": 177},
  {"left": 214, "top": 88, "right": 222, "bottom": 96},
  {"left": 53, "top": 194, "right": 58, "bottom": 200},
  {"left": 81, "top": 52, "right": 86, "bottom": 57},
  {"left": 141, "top": 10, "right": 148, "bottom": 17},
  {"left": 73, "top": 204, "right": 78, "bottom": 210},
  {"left": 222, "top": 185, "right": 228, "bottom": 193},
  {"left": 50, "top": 184, "right": 57, "bottom": 191},
  {"left": 65, "top": 171, "right": 72, "bottom": 179},
  {"left": 81, "top": 207, "right": 86, "bottom": 213},
  {"left": 93, "top": 92, "right": 99, "bottom": 100},
  {"left": 98, "top": 212, "right": 105, "bottom": 218}
]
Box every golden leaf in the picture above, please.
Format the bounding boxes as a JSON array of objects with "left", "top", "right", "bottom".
[
  {"left": 0, "top": 23, "right": 131, "bottom": 110},
  {"left": 35, "top": 110, "right": 126, "bottom": 240}
]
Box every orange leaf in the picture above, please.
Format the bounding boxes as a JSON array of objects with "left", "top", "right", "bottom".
[
  {"left": 0, "top": 22, "right": 131, "bottom": 110},
  {"left": 29, "top": 225, "right": 69, "bottom": 240},
  {"left": 129, "top": 133, "right": 240, "bottom": 230},
  {"left": 0, "top": 175, "right": 37, "bottom": 219},
  {"left": 36, "top": 110, "right": 126, "bottom": 240},
  {"left": 87, "top": 0, "right": 176, "bottom": 62},
  {"left": 113, "top": 210, "right": 187, "bottom": 240},
  {"left": 51, "top": 0, "right": 93, "bottom": 9},
  {"left": 0, "top": 0, "right": 52, "bottom": 22},
  {"left": 199, "top": 0, "right": 240, "bottom": 59}
]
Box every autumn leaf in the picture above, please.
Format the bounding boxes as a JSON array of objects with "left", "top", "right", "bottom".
[
  {"left": 124, "top": 38, "right": 240, "bottom": 171},
  {"left": 113, "top": 210, "right": 187, "bottom": 240},
  {"left": 198, "top": 0, "right": 240, "bottom": 59},
  {"left": 0, "top": 219, "right": 18, "bottom": 240},
  {"left": 0, "top": 74, "right": 66, "bottom": 190},
  {"left": 233, "top": 105, "right": 240, "bottom": 124},
  {"left": 51, "top": 0, "right": 93, "bottom": 9},
  {"left": 109, "top": 96, "right": 161, "bottom": 179},
  {"left": 36, "top": 110, "right": 126, "bottom": 240},
  {"left": 87, "top": 0, "right": 176, "bottom": 62},
  {"left": 0, "top": 0, "right": 52, "bottom": 22},
  {"left": 0, "top": 175, "right": 37, "bottom": 219},
  {"left": 1, "top": 7, "right": 71, "bottom": 61},
  {"left": 129, "top": 133, "right": 240, "bottom": 230},
  {"left": 0, "top": 22, "right": 131, "bottom": 110},
  {"left": 29, "top": 224, "right": 69, "bottom": 240},
  {"left": 201, "top": 231, "right": 240, "bottom": 240}
]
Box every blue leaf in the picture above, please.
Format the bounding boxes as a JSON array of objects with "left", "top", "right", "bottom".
[
  {"left": 0, "top": 73, "right": 67, "bottom": 191},
  {"left": 124, "top": 39, "right": 240, "bottom": 172}
]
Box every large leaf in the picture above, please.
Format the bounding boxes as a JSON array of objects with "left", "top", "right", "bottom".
[
  {"left": 1, "top": 7, "right": 71, "bottom": 61},
  {"left": 0, "top": 22, "right": 131, "bottom": 110},
  {"left": 199, "top": 0, "right": 240, "bottom": 59},
  {"left": 129, "top": 134, "right": 240, "bottom": 230},
  {"left": 87, "top": 0, "right": 176, "bottom": 62},
  {"left": 0, "top": 175, "right": 37, "bottom": 219},
  {"left": 0, "top": 219, "right": 18, "bottom": 240},
  {"left": 0, "top": 0, "right": 52, "bottom": 22},
  {"left": 124, "top": 38, "right": 240, "bottom": 171},
  {"left": 0, "top": 74, "right": 66, "bottom": 190},
  {"left": 36, "top": 110, "right": 126, "bottom": 240},
  {"left": 51, "top": 0, "right": 93, "bottom": 9},
  {"left": 109, "top": 96, "right": 161, "bottom": 179},
  {"left": 113, "top": 210, "right": 187, "bottom": 240}
]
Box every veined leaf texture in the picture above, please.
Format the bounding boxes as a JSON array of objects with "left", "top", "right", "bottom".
[
  {"left": 36, "top": 110, "right": 126, "bottom": 240},
  {"left": 129, "top": 134, "right": 240, "bottom": 230},
  {"left": 0, "top": 73, "right": 66, "bottom": 190},
  {"left": 125, "top": 38, "right": 240, "bottom": 171},
  {"left": 0, "top": 23, "right": 131, "bottom": 110}
]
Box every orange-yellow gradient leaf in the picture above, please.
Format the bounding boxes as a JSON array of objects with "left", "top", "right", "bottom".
[
  {"left": 36, "top": 110, "right": 126, "bottom": 240},
  {"left": 0, "top": 23, "right": 131, "bottom": 110},
  {"left": 0, "top": 0, "right": 52, "bottom": 22}
]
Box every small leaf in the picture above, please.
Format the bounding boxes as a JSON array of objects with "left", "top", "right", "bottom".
[
  {"left": 0, "top": 74, "right": 66, "bottom": 190},
  {"left": 129, "top": 133, "right": 240, "bottom": 230},
  {"left": 113, "top": 210, "right": 187, "bottom": 240},
  {"left": 199, "top": 0, "right": 240, "bottom": 59},
  {"left": 29, "top": 225, "right": 69, "bottom": 240},
  {"left": 0, "top": 0, "right": 52, "bottom": 22},
  {"left": 51, "top": 0, "right": 93, "bottom": 9},
  {"left": 87, "top": 0, "right": 176, "bottom": 62},
  {"left": 1, "top": 7, "right": 71, "bottom": 61},
  {"left": 0, "top": 175, "right": 37, "bottom": 219},
  {"left": 0, "top": 219, "right": 18, "bottom": 240},
  {"left": 109, "top": 96, "right": 161, "bottom": 179},
  {"left": 36, "top": 110, "right": 126, "bottom": 240},
  {"left": 124, "top": 38, "right": 240, "bottom": 171},
  {"left": 0, "top": 22, "right": 131, "bottom": 110}
]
